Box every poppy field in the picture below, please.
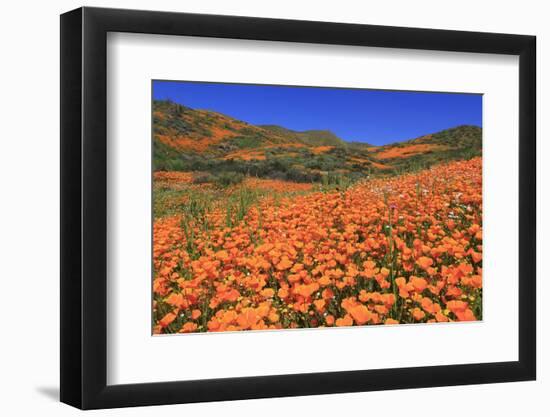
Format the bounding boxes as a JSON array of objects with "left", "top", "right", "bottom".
[{"left": 152, "top": 157, "right": 482, "bottom": 334}]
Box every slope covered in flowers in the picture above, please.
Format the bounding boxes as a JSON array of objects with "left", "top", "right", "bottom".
[
  {"left": 153, "top": 99, "right": 482, "bottom": 180},
  {"left": 153, "top": 158, "right": 482, "bottom": 334}
]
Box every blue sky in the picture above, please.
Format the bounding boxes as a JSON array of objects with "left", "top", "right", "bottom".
[{"left": 153, "top": 80, "right": 482, "bottom": 146}]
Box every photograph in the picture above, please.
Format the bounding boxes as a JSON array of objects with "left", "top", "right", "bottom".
[{"left": 152, "top": 81, "right": 483, "bottom": 334}]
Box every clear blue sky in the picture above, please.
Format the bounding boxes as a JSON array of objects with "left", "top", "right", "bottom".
[{"left": 153, "top": 80, "right": 482, "bottom": 146}]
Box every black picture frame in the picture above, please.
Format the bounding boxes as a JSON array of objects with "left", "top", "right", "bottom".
[{"left": 60, "top": 6, "right": 536, "bottom": 410}]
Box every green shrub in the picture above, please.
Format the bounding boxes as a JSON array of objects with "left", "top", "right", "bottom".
[
  {"left": 213, "top": 172, "right": 245, "bottom": 187},
  {"left": 192, "top": 172, "right": 215, "bottom": 184}
]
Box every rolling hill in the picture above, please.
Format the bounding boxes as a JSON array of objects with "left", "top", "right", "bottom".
[
  {"left": 259, "top": 125, "right": 349, "bottom": 148},
  {"left": 153, "top": 99, "right": 482, "bottom": 182}
]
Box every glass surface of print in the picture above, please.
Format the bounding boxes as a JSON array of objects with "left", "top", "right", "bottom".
[{"left": 152, "top": 81, "right": 483, "bottom": 335}]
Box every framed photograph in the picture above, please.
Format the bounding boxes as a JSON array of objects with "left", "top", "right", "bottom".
[{"left": 60, "top": 6, "right": 536, "bottom": 409}]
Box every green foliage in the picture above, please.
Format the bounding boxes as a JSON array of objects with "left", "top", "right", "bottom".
[
  {"left": 192, "top": 172, "right": 215, "bottom": 184},
  {"left": 259, "top": 125, "right": 348, "bottom": 147},
  {"left": 304, "top": 154, "right": 339, "bottom": 171},
  {"left": 213, "top": 172, "right": 245, "bottom": 187},
  {"left": 231, "top": 135, "right": 263, "bottom": 149},
  {"left": 225, "top": 187, "right": 260, "bottom": 228},
  {"left": 298, "top": 130, "right": 347, "bottom": 147},
  {"left": 153, "top": 187, "right": 187, "bottom": 218},
  {"left": 320, "top": 172, "right": 355, "bottom": 190}
]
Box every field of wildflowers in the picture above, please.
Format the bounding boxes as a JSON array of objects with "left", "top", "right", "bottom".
[{"left": 152, "top": 157, "right": 482, "bottom": 334}]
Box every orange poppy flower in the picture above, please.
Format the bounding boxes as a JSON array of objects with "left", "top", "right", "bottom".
[
  {"left": 410, "top": 276, "right": 428, "bottom": 292},
  {"left": 349, "top": 305, "right": 372, "bottom": 325},
  {"left": 412, "top": 308, "right": 426, "bottom": 321},
  {"left": 276, "top": 257, "right": 293, "bottom": 271},
  {"left": 180, "top": 322, "right": 198, "bottom": 333},
  {"left": 165, "top": 293, "right": 186, "bottom": 309},
  {"left": 268, "top": 312, "right": 280, "bottom": 323},
  {"left": 159, "top": 312, "right": 176, "bottom": 328},
  {"left": 416, "top": 256, "right": 434, "bottom": 270},
  {"left": 455, "top": 308, "right": 476, "bottom": 321},
  {"left": 237, "top": 309, "right": 260, "bottom": 329},
  {"left": 435, "top": 312, "right": 449, "bottom": 322},
  {"left": 260, "top": 288, "right": 275, "bottom": 298},
  {"left": 335, "top": 314, "right": 353, "bottom": 327},
  {"left": 314, "top": 299, "right": 326, "bottom": 312},
  {"left": 278, "top": 287, "right": 289, "bottom": 298}
]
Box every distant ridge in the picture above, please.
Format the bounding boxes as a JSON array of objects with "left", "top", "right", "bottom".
[{"left": 259, "top": 125, "right": 347, "bottom": 147}]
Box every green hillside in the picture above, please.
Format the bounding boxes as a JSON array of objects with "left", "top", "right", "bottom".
[{"left": 153, "top": 99, "right": 482, "bottom": 183}]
